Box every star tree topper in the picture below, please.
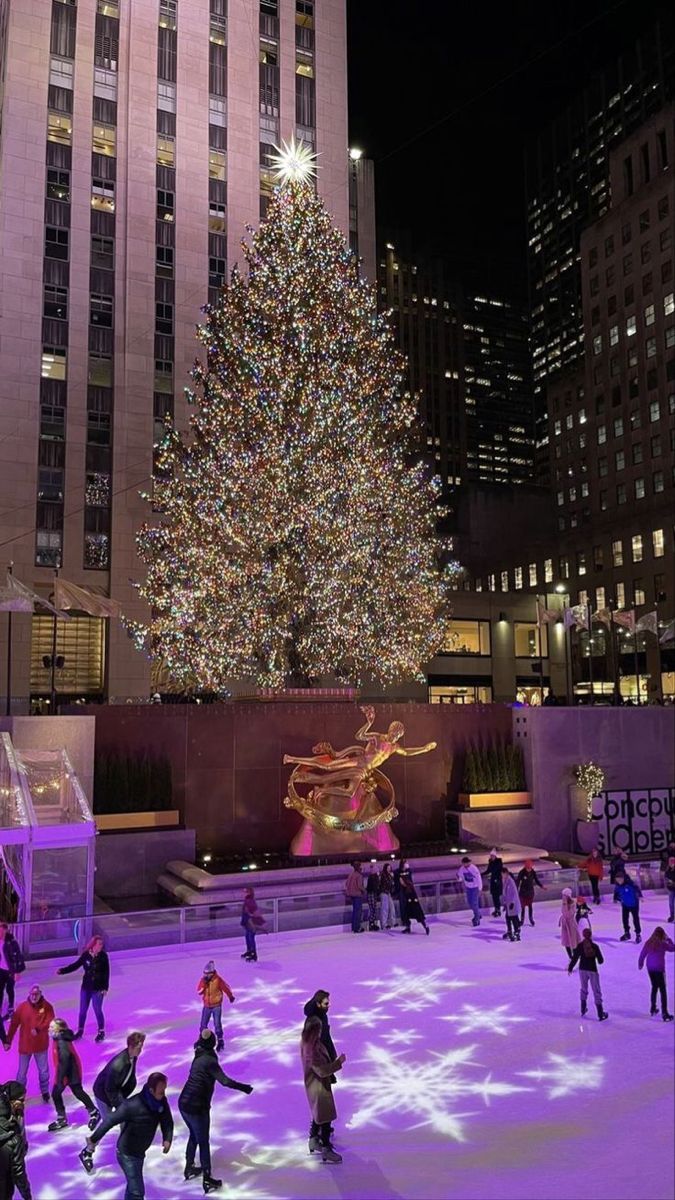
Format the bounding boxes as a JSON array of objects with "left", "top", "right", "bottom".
[{"left": 270, "top": 135, "right": 318, "bottom": 185}]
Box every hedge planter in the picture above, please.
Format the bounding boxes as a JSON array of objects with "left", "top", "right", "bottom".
[
  {"left": 95, "top": 810, "right": 180, "bottom": 832},
  {"left": 458, "top": 792, "right": 531, "bottom": 811}
]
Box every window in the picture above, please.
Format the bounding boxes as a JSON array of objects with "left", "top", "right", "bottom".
[
  {"left": 634, "top": 477, "right": 645, "bottom": 499},
  {"left": 47, "top": 166, "right": 70, "bottom": 201},
  {"left": 577, "top": 551, "right": 587, "bottom": 576},
  {"left": 653, "top": 529, "right": 665, "bottom": 558},
  {"left": 592, "top": 334, "right": 602, "bottom": 355},
  {"left": 662, "top": 228, "right": 673, "bottom": 253},
  {"left": 48, "top": 112, "right": 72, "bottom": 145},
  {"left": 88, "top": 355, "right": 113, "bottom": 388},
  {"left": 625, "top": 315, "right": 636, "bottom": 337},
  {"left": 598, "top": 457, "right": 608, "bottom": 477},
  {"left": 157, "top": 190, "right": 175, "bottom": 221},
  {"left": 209, "top": 202, "right": 226, "bottom": 233},
  {"left": 91, "top": 235, "right": 114, "bottom": 270},
  {"left": 597, "top": 424, "right": 606, "bottom": 444},
  {"left": 209, "top": 256, "right": 226, "bottom": 287},
  {"left": 595, "top": 586, "right": 606, "bottom": 611},
  {"left": 593, "top": 545, "right": 603, "bottom": 571},
  {"left": 154, "top": 360, "right": 173, "bottom": 393},
  {"left": 624, "top": 284, "right": 634, "bottom": 305},
  {"left": 651, "top": 435, "right": 661, "bottom": 458},
  {"left": 559, "top": 556, "right": 569, "bottom": 580},
  {"left": 554, "top": 419, "right": 561, "bottom": 437},
  {"left": 645, "top": 302, "right": 655, "bottom": 326},
  {"left": 156, "top": 245, "right": 174, "bottom": 277},
  {"left": 528, "top": 563, "right": 537, "bottom": 587},
  {"left": 45, "top": 227, "right": 69, "bottom": 260},
  {"left": 615, "top": 450, "right": 625, "bottom": 471},
  {"left": 500, "top": 570, "right": 508, "bottom": 592},
  {"left": 50, "top": 3, "right": 76, "bottom": 58},
  {"left": 90, "top": 293, "right": 113, "bottom": 327},
  {"left": 428, "top": 684, "right": 493, "bottom": 706},
  {"left": 617, "top": 483, "right": 627, "bottom": 505},
  {"left": 443, "top": 619, "right": 491, "bottom": 656},
  {"left": 41, "top": 347, "right": 67, "bottom": 380},
  {"left": 653, "top": 470, "right": 664, "bottom": 493},
  {"left": 666, "top": 326, "right": 675, "bottom": 349},
  {"left": 94, "top": 14, "right": 119, "bottom": 70},
  {"left": 85, "top": 472, "right": 111, "bottom": 507},
  {"left": 589, "top": 247, "right": 598, "bottom": 267},
  {"left": 91, "top": 177, "right": 115, "bottom": 212},
  {"left": 487, "top": 573, "right": 495, "bottom": 592},
  {"left": 650, "top": 400, "right": 660, "bottom": 423},
  {"left": 609, "top": 324, "right": 619, "bottom": 345},
  {"left": 612, "top": 539, "right": 623, "bottom": 567},
  {"left": 665, "top": 293, "right": 675, "bottom": 316},
  {"left": 616, "top": 581, "right": 625, "bottom": 608},
  {"left": 43, "top": 284, "right": 68, "bottom": 320},
  {"left": 514, "top": 566, "right": 523, "bottom": 590},
  {"left": 514, "top": 623, "right": 548, "bottom": 658},
  {"left": 556, "top": 490, "right": 564, "bottom": 507},
  {"left": 93, "top": 123, "right": 116, "bottom": 156},
  {"left": 155, "top": 302, "right": 173, "bottom": 335},
  {"left": 641, "top": 242, "right": 651, "bottom": 265},
  {"left": 632, "top": 534, "right": 643, "bottom": 563},
  {"left": 634, "top": 580, "right": 646, "bottom": 606},
  {"left": 604, "top": 235, "right": 614, "bottom": 257},
  {"left": 630, "top": 409, "right": 641, "bottom": 430},
  {"left": 566, "top": 413, "right": 574, "bottom": 430},
  {"left": 613, "top": 417, "right": 623, "bottom": 438},
  {"left": 642, "top": 271, "right": 653, "bottom": 295},
  {"left": 157, "top": 135, "right": 175, "bottom": 167},
  {"left": 578, "top": 589, "right": 588, "bottom": 606},
  {"left": 633, "top": 442, "right": 643, "bottom": 465},
  {"left": 544, "top": 558, "right": 553, "bottom": 583},
  {"left": 623, "top": 253, "right": 632, "bottom": 275},
  {"left": 209, "top": 148, "right": 226, "bottom": 181}
]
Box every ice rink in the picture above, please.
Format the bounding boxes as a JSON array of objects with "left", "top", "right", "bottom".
[{"left": 8, "top": 891, "right": 674, "bottom": 1200}]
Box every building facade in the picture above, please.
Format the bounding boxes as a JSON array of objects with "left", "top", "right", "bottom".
[
  {"left": 0, "top": 0, "right": 349, "bottom": 708},
  {"left": 526, "top": 18, "right": 674, "bottom": 477}
]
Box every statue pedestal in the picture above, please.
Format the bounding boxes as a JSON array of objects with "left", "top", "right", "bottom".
[{"left": 290, "top": 818, "right": 400, "bottom": 858}]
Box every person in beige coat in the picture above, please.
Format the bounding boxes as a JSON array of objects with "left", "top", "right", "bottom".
[
  {"left": 300, "top": 1016, "right": 346, "bottom": 1164},
  {"left": 559, "top": 888, "right": 581, "bottom": 960}
]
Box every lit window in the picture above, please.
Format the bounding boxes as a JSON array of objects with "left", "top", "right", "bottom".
[
  {"left": 528, "top": 563, "right": 537, "bottom": 587},
  {"left": 650, "top": 400, "right": 660, "bottom": 423},
  {"left": 544, "top": 558, "right": 553, "bottom": 583},
  {"left": 635, "top": 477, "right": 645, "bottom": 499},
  {"left": 634, "top": 580, "right": 645, "bottom": 606},
  {"left": 646, "top": 336, "right": 657, "bottom": 358},
  {"left": 595, "top": 587, "right": 606, "bottom": 610},
  {"left": 48, "top": 112, "right": 72, "bottom": 145},
  {"left": 296, "top": 53, "right": 314, "bottom": 78},
  {"left": 500, "top": 570, "right": 508, "bottom": 592},
  {"left": 614, "top": 417, "right": 623, "bottom": 438},
  {"left": 577, "top": 552, "right": 586, "bottom": 577},
  {"left": 632, "top": 534, "right": 643, "bottom": 562},
  {"left": 443, "top": 620, "right": 491, "bottom": 656},
  {"left": 666, "top": 326, "right": 675, "bottom": 349},
  {"left": 487, "top": 573, "right": 495, "bottom": 592},
  {"left": 554, "top": 419, "right": 561, "bottom": 436},
  {"left": 665, "top": 292, "right": 675, "bottom": 316},
  {"left": 514, "top": 566, "right": 523, "bottom": 590},
  {"left": 616, "top": 581, "right": 625, "bottom": 608},
  {"left": 653, "top": 529, "right": 664, "bottom": 558},
  {"left": 592, "top": 334, "right": 602, "bottom": 355},
  {"left": 91, "top": 177, "right": 115, "bottom": 212},
  {"left": 41, "top": 347, "right": 67, "bottom": 381},
  {"left": 645, "top": 303, "right": 655, "bottom": 325},
  {"left": 625, "top": 315, "right": 636, "bottom": 337},
  {"left": 612, "top": 539, "right": 623, "bottom": 567},
  {"left": 578, "top": 589, "right": 588, "bottom": 606},
  {"left": 209, "top": 202, "right": 226, "bottom": 233},
  {"left": 559, "top": 556, "right": 569, "bottom": 580},
  {"left": 653, "top": 470, "right": 664, "bottom": 493},
  {"left": 514, "top": 622, "right": 547, "bottom": 658},
  {"left": 157, "top": 135, "right": 175, "bottom": 167},
  {"left": 209, "top": 149, "right": 226, "bottom": 181},
  {"left": 93, "top": 123, "right": 116, "bottom": 156}
]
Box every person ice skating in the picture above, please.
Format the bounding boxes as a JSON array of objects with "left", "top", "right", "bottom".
[
  {"left": 663, "top": 855, "right": 675, "bottom": 923},
  {"left": 303, "top": 988, "right": 338, "bottom": 1142},
  {"left": 459, "top": 856, "right": 483, "bottom": 926},
  {"left": 240, "top": 888, "right": 266, "bottom": 961},
  {"left": 0, "top": 1081, "right": 32, "bottom": 1200},
  {"left": 345, "top": 862, "right": 366, "bottom": 933},
  {"left": 398, "top": 862, "right": 429, "bottom": 934},
  {"left": 56, "top": 934, "right": 110, "bottom": 1042},
  {"left": 568, "top": 928, "right": 609, "bottom": 1020},
  {"left": 484, "top": 850, "right": 504, "bottom": 916},
  {"left": 581, "top": 848, "right": 604, "bottom": 903},
  {"left": 378, "top": 862, "right": 395, "bottom": 929},
  {"left": 47, "top": 1017, "right": 100, "bottom": 1133},
  {"left": 301, "top": 1016, "right": 346, "bottom": 1163},
  {"left": 638, "top": 926, "right": 675, "bottom": 1021},
  {"left": 559, "top": 889, "right": 581, "bottom": 960},
  {"left": 93, "top": 1032, "right": 146, "bottom": 1120},
  {"left": 516, "top": 860, "right": 546, "bottom": 927},
  {"left": 575, "top": 897, "right": 593, "bottom": 932},
  {"left": 179, "top": 1029, "right": 252, "bottom": 1192},
  {"left": 198, "top": 963, "right": 234, "bottom": 1052},
  {"left": 501, "top": 868, "right": 521, "bottom": 941},
  {"left": 660, "top": 840, "right": 675, "bottom": 872},
  {"left": 3, "top": 985, "right": 55, "bottom": 1103},
  {"left": 609, "top": 846, "right": 629, "bottom": 887},
  {"left": 614, "top": 871, "right": 643, "bottom": 943},
  {"left": 394, "top": 857, "right": 407, "bottom": 927},
  {"left": 0, "top": 926, "right": 25, "bottom": 1022},
  {"left": 79, "top": 1071, "right": 173, "bottom": 1196},
  {"left": 366, "top": 864, "right": 380, "bottom": 930}
]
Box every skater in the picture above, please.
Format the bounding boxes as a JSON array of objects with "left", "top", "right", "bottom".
[
  {"left": 378, "top": 862, "right": 395, "bottom": 929},
  {"left": 56, "top": 934, "right": 110, "bottom": 1042},
  {"left": 398, "top": 862, "right": 429, "bottom": 934},
  {"left": 47, "top": 1017, "right": 100, "bottom": 1132},
  {"left": 301, "top": 1015, "right": 346, "bottom": 1164},
  {"left": 179, "top": 1029, "right": 252, "bottom": 1192},
  {"left": 484, "top": 849, "right": 503, "bottom": 916},
  {"left": 568, "top": 928, "right": 609, "bottom": 1020},
  {"left": 501, "top": 868, "right": 521, "bottom": 941},
  {"left": 638, "top": 927, "right": 675, "bottom": 1021},
  {"left": 93, "top": 1031, "right": 146, "bottom": 1120},
  {"left": 516, "top": 859, "right": 546, "bottom": 926},
  {"left": 240, "top": 888, "right": 266, "bottom": 961},
  {"left": 663, "top": 855, "right": 675, "bottom": 923},
  {"left": 80, "top": 1071, "right": 173, "bottom": 1195},
  {"left": 344, "top": 863, "right": 366, "bottom": 933},
  {"left": 3, "top": 985, "right": 55, "bottom": 1103},
  {"left": 559, "top": 889, "right": 581, "bottom": 960},
  {"left": 0, "top": 925, "right": 25, "bottom": 1021},
  {"left": 394, "top": 857, "right": 408, "bottom": 928},
  {"left": 581, "top": 848, "right": 604, "bottom": 903},
  {"left": 614, "top": 871, "right": 643, "bottom": 942},
  {"left": 575, "top": 897, "right": 593, "bottom": 932},
  {"left": 366, "top": 865, "right": 380, "bottom": 930},
  {"left": 0, "top": 1081, "right": 32, "bottom": 1200},
  {"left": 459, "top": 856, "right": 483, "bottom": 926},
  {"left": 609, "top": 846, "right": 629, "bottom": 886},
  {"left": 303, "top": 990, "right": 337, "bottom": 1061},
  {"left": 197, "top": 962, "right": 234, "bottom": 1052}
]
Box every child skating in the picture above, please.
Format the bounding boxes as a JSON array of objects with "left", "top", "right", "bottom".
[
  {"left": 197, "top": 961, "right": 235, "bottom": 1052},
  {"left": 568, "top": 928, "right": 609, "bottom": 1021}
]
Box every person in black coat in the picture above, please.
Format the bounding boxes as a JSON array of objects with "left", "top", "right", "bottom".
[
  {"left": 398, "top": 863, "right": 429, "bottom": 935},
  {"left": 0, "top": 925, "right": 25, "bottom": 1021},
  {"left": 57, "top": 935, "right": 110, "bottom": 1042},
  {"left": 47, "top": 1018, "right": 99, "bottom": 1133},
  {"left": 93, "top": 1031, "right": 146, "bottom": 1118},
  {"left": 81, "top": 1072, "right": 173, "bottom": 1196},
  {"left": 484, "top": 851, "right": 504, "bottom": 917},
  {"left": 302, "top": 990, "right": 337, "bottom": 1146},
  {"left": 0, "top": 1081, "right": 32, "bottom": 1200},
  {"left": 178, "top": 1031, "right": 252, "bottom": 1193}
]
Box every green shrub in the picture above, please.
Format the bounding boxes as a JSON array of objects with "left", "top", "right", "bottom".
[{"left": 93, "top": 751, "right": 173, "bottom": 814}]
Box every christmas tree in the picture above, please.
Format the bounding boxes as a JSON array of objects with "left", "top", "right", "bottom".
[{"left": 133, "top": 141, "right": 457, "bottom": 691}]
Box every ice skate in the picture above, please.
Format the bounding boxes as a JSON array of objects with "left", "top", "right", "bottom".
[
  {"left": 321, "top": 1145, "right": 343, "bottom": 1164},
  {"left": 78, "top": 1147, "right": 94, "bottom": 1174},
  {"left": 184, "top": 1164, "right": 203, "bottom": 1179},
  {"left": 308, "top": 1135, "right": 321, "bottom": 1153},
  {"left": 203, "top": 1173, "right": 223, "bottom": 1192},
  {"left": 87, "top": 1108, "right": 101, "bottom": 1131},
  {"left": 48, "top": 1116, "right": 68, "bottom": 1132}
]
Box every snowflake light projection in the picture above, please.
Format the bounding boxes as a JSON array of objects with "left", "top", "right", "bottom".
[
  {"left": 440, "top": 1004, "right": 530, "bottom": 1037},
  {"left": 234, "top": 978, "right": 305, "bottom": 1008},
  {"left": 518, "top": 1052, "right": 606, "bottom": 1099},
  {"left": 358, "top": 966, "right": 472, "bottom": 1013},
  {"left": 339, "top": 1005, "right": 392, "bottom": 1029},
  {"left": 225, "top": 1011, "right": 301, "bottom": 1067},
  {"left": 344, "top": 1043, "right": 529, "bottom": 1140}
]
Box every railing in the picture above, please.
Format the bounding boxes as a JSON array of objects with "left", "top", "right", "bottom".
[{"left": 15, "top": 863, "right": 667, "bottom": 961}]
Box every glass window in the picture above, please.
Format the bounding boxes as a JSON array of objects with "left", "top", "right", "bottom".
[
  {"left": 613, "top": 417, "right": 623, "bottom": 437},
  {"left": 157, "top": 190, "right": 175, "bottom": 221},
  {"left": 632, "top": 442, "right": 643, "bottom": 465},
  {"left": 500, "top": 570, "right": 508, "bottom": 592},
  {"left": 653, "top": 529, "right": 664, "bottom": 558},
  {"left": 615, "top": 450, "right": 625, "bottom": 471},
  {"left": 47, "top": 166, "right": 70, "bottom": 201},
  {"left": 528, "top": 563, "right": 537, "bottom": 587},
  {"left": 209, "top": 148, "right": 226, "bottom": 181},
  {"left": 645, "top": 303, "right": 655, "bottom": 325},
  {"left": 666, "top": 326, "right": 675, "bottom": 349},
  {"left": 625, "top": 315, "right": 636, "bottom": 337},
  {"left": 43, "top": 284, "right": 68, "bottom": 320},
  {"left": 651, "top": 435, "right": 661, "bottom": 458},
  {"left": 544, "top": 558, "right": 553, "bottom": 583},
  {"left": 646, "top": 336, "right": 657, "bottom": 358},
  {"left": 156, "top": 245, "right": 174, "bottom": 277},
  {"left": 616, "top": 581, "right": 625, "bottom": 608},
  {"left": 443, "top": 620, "right": 491, "bottom": 656},
  {"left": 92, "top": 122, "right": 116, "bottom": 155},
  {"left": 41, "top": 347, "right": 67, "bottom": 380},
  {"left": 612, "top": 539, "right": 623, "bottom": 567},
  {"left": 577, "top": 551, "right": 586, "bottom": 576},
  {"left": 487, "top": 574, "right": 495, "bottom": 592},
  {"left": 665, "top": 292, "right": 675, "bottom": 316},
  {"left": 634, "top": 478, "right": 645, "bottom": 499},
  {"left": 598, "top": 456, "right": 608, "bottom": 477},
  {"left": 617, "top": 483, "right": 627, "bottom": 505},
  {"left": 48, "top": 112, "right": 72, "bottom": 145},
  {"left": 90, "top": 293, "right": 113, "bottom": 327},
  {"left": 514, "top": 566, "right": 523, "bottom": 590},
  {"left": 514, "top": 623, "right": 548, "bottom": 658},
  {"left": 597, "top": 424, "right": 606, "bottom": 444},
  {"left": 653, "top": 470, "right": 664, "bottom": 493},
  {"left": 650, "top": 400, "right": 660, "bottom": 423},
  {"left": 91, "top": 177, "right": 115, "bottom": 212},
  {"left": 595, "top": 586, "right": 606, "bottom": 610},
  {"left": 45, "top": 225, "right": 69, "bottom": 261},
  {"left": 632, "top": 534, "right": 643, "bottom": 563},
  {"left": 428, "top": 684, "right": 492, "bottom": 706},
  {"left": 634, "top": 580, "right": 646, "bottom": 606},
  {"left": 592, "top": 334, "right": 602, "bottom": 355}
]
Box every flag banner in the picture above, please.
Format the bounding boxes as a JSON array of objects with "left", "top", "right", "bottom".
[
  {"left": 536, "top": 600, "right": 559, "bottom": 625},
  {"left": 0, "top": 572, "right": 65, "bottom": 617},
  {"left": 612, "top": 609, "right": 636, "bottom": 632},
  {"left": 659, "top": 619, "right": 675, "bottom": 646},
  {"left": 563, "top": 606, "right": 578, "bottom": 630},
  {"left": 635, "top": 611, "right": 658, "bottom": 636},
  {"left": 54, "top": 577, "right": 121, "bottom": 619},
  {"left": 593, "top": 607, "right": 612, "bottom": 627},
  {"left": 571, "top": 603, "right": 590, "bottom": 630}
]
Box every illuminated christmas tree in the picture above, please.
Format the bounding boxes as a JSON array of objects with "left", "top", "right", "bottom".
[{"left": 134, "top": 141, "right": 457, "bottom": 691}]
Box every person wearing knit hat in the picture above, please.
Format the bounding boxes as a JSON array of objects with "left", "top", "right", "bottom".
[
  {"left": 178, "top": 1028, "right": 253, "bottom": 1191},
  {"left": 197, "top": 964, "right": 234, "bottom": 1054},
  {"left": 568, "top": 928, "right": 609, "bottom": 1020},
  {"left": 516, "top": 859, "right": 546, "bottom": 928},
  {"left": 559, "top": 889, "right": 581, "bottom": 960},
  {"left": 0, "top": 1079, "right": 32, "bottom": 1200},
  {"left": 484, "top": 850, "right": 504, "bottom": 917},
  {"left": 240, "top": 889, "right": 267, "bottom": 962}
]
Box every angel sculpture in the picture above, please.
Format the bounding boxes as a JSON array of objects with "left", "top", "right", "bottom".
[{"left": 283, "top": 706, "right": 436, "bottom": 855}]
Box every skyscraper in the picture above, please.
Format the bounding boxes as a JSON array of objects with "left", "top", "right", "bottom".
[{"left": 0, "top": 0, "right": 348, "bottom": 707}]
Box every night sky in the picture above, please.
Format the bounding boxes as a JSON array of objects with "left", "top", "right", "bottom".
[{"left": 347, "top": 0, "right": 673, "bottom": 299}]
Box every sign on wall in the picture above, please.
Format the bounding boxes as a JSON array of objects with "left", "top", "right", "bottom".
[{"left": 591, "top": 788, "right": 675, "bottom": 855}]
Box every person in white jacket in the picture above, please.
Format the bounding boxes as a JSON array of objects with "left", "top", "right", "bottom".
[
  {"left": 459, "top": 857, "right": 483, "bottom": 926},
  {"left": 501, "top": 869, "right": 522, "bottom": 941}
]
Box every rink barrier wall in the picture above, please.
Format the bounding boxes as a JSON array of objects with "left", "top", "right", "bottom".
[{"left": 15, "top": 862, "right": 669, "bottom": 961}]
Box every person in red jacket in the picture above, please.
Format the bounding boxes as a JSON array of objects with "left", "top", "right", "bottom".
[
  {"left": 581, "top": 848, "right": 604, "bottom": 904},
  {"left": 3, "top": 985, "right": 55, "bottom": 1103},
  {"left": 197, "top": 962, "right": 234, "bottom": 1052}
]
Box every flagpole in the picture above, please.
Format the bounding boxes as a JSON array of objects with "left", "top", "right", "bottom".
[
  {"left": 564, "top": 618, "right": 573, "bottom": 705},
  {"left": 633, "top": 628, "right": 641, "bottom": 705},
  {"left": 5, "top": 563, "right": 13, "bottom": 717},
  {"left": 587, "top": 603, "right": 594, "bottom": 703},
  {"left": 609, "top": 601, "right": 621, "bottom": 706},
  {"left": 537, "top": 596, "right": 544, "bottom": 703},
  {"left": 50, "top": 564, "right": 60, "bottom": 717}
]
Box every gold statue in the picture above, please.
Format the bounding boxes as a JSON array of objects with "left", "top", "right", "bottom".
[{"left": 283, "top": 706, "right": 437, "bottom": 856}]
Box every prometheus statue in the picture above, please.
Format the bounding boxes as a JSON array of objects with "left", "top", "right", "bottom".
[{"left": 283, "top": 706, "right": 437, "bottom": 856}]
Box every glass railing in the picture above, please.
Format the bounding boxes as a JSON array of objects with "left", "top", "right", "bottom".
[{"left": 13, "top": 863, "right": 667, "bottom": 960}]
